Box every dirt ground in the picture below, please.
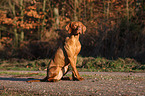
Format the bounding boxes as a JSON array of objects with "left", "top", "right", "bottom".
[{"left": 0, "top": 71, "right": 145, "bottom": 96}]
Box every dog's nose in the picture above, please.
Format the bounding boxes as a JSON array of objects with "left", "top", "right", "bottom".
[{"left": 77, "top": 27, "right": 81, "bottom": 30}]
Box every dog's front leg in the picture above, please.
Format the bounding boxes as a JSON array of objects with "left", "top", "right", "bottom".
[
  {"left": 64, "top": 42, "right": 83, "bottom": 81},
  {"left": 68, "top": 57, "right": 84, "bottom": 81}
]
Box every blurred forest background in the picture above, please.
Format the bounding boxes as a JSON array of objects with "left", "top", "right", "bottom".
[{"left": 0, "top": 0, "right": 144, "bottom": 64}]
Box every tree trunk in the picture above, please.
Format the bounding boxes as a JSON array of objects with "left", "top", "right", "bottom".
[
  {"left": 48, "top": 0, "right": 53, "bottom": 18},
  {"left": 103, "top": 0, "right": 106, "bottom": 18},
  {"left": 74, "top": 0, "right": 78, "bottom": 21},
  {"left": 40, "top": 0, "right": 46, "bottom": 40},
  {"left": 126, "top": 0, "right": 129, "bottom": 23},
  {"left": 54, "top": 7, "right": 59, "bottom": 29},
  {"left": 84, "top": 0, "right": 87, "bottom": 20},
  {"left": 0, "top": 31, "right": 1, "bottom": 39},
  {"left": 10, "top": 1, "right": 18, "bottom": 47},
  {"left": 107, "top": 0, "right": 110, "bottom": 20},
  {"left": 20, "top": 0, "right": 24, "bottom": 42}
]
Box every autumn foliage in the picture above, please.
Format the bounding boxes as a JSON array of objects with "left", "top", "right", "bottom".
[{"left": 0, "top": 0, "right": 144, "bottom": 63}]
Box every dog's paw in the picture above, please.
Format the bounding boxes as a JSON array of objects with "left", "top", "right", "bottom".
[
  {"left": 73, "top": 77, "right": 84, "bottom": 81},
  {"left": 78, "top": 77, "right": 84, "bottom": 81}
]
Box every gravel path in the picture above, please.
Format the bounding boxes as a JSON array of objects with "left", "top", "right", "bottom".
[{"left": 0, "top": 71, "right": 145, "bottom": 96}]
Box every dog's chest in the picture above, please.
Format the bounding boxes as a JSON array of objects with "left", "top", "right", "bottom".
[{"left": 65, "top": 35, "right": 81, "bottom": 54}]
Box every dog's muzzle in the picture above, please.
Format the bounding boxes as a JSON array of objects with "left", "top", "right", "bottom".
[{"left": 78, "top": 27, "right": 82, "bottom": 30}]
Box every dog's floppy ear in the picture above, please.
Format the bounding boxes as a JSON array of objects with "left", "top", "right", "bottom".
[
  {"left": 82, "top": 24, "right": 86, "bottom": 34},
  {"left": 66, "top": 23, "right": 72, "bottom": 34}
]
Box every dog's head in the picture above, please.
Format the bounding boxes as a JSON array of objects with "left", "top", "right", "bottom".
[{"left": 66, "top": 21, "right": 86, "bottom": 35}]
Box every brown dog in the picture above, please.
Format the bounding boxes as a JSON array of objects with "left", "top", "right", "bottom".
[{"left": 27, "top": 21, "right": 86, "bottom": 82}]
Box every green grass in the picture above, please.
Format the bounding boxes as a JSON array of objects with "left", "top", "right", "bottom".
[
  {"left": 0, "top": 57, "right": 144, "bottom": 72},
  {"left": 0, "top": 59, "right": 49, "bottom": 71},
  {"left": 0, "top": 71, "right": 46, "bottom": 76},
  {"left": 78, "top": 57, "right": 145, "bottom": 72}
]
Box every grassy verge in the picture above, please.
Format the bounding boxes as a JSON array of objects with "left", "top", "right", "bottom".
[
  {"left": 0, "top": 59, "right": 50, "bottom": 71},
  {"left": 0, "top": 56, "right": 144, "bottom": 72},
  {"left": 0, "top": 71, "right": 46, "bottom": 77},
  {"left": 77, "top": 56, "right": 145, "bottom": 72}
]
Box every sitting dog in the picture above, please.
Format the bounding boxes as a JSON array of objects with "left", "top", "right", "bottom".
[{"left": 27, "top": 21, "right": 86, "bottom": 82}]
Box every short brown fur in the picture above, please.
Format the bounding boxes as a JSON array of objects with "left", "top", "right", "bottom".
[{"left": 27, "top": 21, "right": 86, "bottom": 82}]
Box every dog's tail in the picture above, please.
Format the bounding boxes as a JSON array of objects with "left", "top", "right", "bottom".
[
  {"left": 26, "top": 80, "right": 41, "bottom": 82},
  {"left": 26, "top": 76, "right": 48, "bottom": 82}
]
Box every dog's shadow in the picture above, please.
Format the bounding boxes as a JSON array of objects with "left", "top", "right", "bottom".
[
  {"left": 0, "top": 76, "right": 73, "bottom": 82},
  {"left": 0, "top": 77, "right": 40, "bottom": 81}
]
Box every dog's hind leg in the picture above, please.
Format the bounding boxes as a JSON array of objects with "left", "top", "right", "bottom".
[{"left": 61, "top": 65, "right": 72, "bottom": 80}]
